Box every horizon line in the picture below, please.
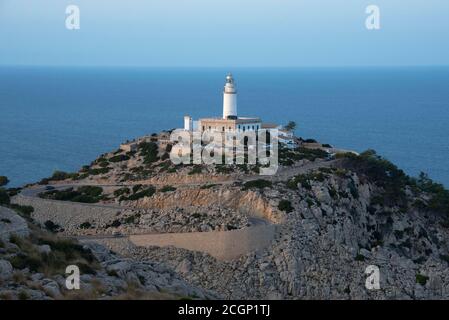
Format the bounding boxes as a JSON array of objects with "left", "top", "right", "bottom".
[{"left": 1, "top": 64, "right": 449, "bottom": 69}]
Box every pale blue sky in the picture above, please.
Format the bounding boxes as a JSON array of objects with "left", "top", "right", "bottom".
[{"left": 1, "top": 0, "right": 448, "bottom": 67}]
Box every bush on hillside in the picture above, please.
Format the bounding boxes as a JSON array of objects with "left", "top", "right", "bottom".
[
  {"left": 0, "top": 176, "right": 9, "bottom": 186},
  {"left": 139, "top": 142, "right": 159, "bottom": 164},
  {"left": 242, "top": 179, "right": 272, "bottom": 190},
  {"left": 109, "top": 154, "right": 130, "bottom": 163},
  {"left": 278, "top": 200, "right": 293, "bottom": 213}
]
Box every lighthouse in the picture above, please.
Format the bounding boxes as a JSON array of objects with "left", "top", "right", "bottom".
[
  {"left": 223, "top": 73, "right": 237, "bottom": 119},
  {"left": 186, "top": 73, "right": 262, "bottom": 135}
]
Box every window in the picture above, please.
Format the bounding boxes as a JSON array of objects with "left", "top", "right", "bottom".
[
  {"left": 209, "top": 126, "right": 211, "bottom": 130},
  {"left": 252, "top": 125, "right": 254, "bottom": 130},
  {"left": 222, "top": 127, "right": 225, "bottom": 132},
  {"left": 202, "top": 126, "right": 205, "bottom": 131}
]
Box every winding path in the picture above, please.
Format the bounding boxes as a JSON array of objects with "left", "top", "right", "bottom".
[{"left": 13, "top": 160, "right": 337, "bottom": 260}]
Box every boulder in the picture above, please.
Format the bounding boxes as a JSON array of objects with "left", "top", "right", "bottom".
[
  {"left": 0, "top": 259, "right": 13, "bottom": 280},
  {"left": 0, "top": 206, "right": 30, "bottom": 241}
]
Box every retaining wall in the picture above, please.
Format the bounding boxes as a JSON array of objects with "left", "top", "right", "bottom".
[{"left": 130, "top": 224, "right": 278, "bottom": 261}]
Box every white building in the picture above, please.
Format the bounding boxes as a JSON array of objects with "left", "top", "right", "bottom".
[
  {"left": 182, "top": 73, "right": 297, "bottom": 148},
  {"left": 184, "top": 74, "right": 261, "bottom": 133}
]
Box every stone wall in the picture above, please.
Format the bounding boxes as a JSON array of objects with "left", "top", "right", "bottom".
[
  {"left": 130, "top": 224, "right": 278, "bottom": 261},
  {"left": 12, "top": 194, "right": 126, "bottom": 233}
]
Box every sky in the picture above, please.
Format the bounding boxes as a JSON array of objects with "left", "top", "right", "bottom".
[{"left": 1, "top": 0, "right": 449, "bottom": 67}]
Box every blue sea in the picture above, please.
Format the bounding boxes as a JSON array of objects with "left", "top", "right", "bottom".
[{"left": 1, "top": 66, "right": 448, "bottom": 187}]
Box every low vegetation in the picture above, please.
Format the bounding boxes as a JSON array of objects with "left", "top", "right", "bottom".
[
  {"left": 339, "top": 150, "right": 449, "bottom": 215},
  {"left": 278, "top": 200, "right": 293, "bottom": 213},
  {"left": 188, "top": 165, "right": 203, "bottom": 175},
  {"left": 139, "top": 142, "right": 159, "bottom": 164},
  {"left": 7, "top": 232, "right": 99, "bottom": 276},
  {"left": 0, "top": 175, "right": 9, "bottom": 186},
  {"left": 0, "top": 188, "right": 10, "bottom": 205},
  {"left": 119, "top": 185, "right": 156, "bottom": 201},
  {"left": 109, "top": 154, "right": 130, "bottom": 163},
  {"left": 415, "top": 274, "right": 429, "bottom": 286},
  {"left": 242, "top": 179, "right": 272, "bottom": 190},
  {"left": 159, "top": 185, "right": 176, "bottom": 193},
  {"left": 279, "top": 146, "right": 328, "bottom": 166},
  {"left": 38, "top": 186, "right": 104, "bottom": 203},
  {"left": 287, "top": 171, "right": 328, "bottom": 190}
]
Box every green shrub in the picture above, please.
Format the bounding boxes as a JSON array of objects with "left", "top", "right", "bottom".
[
  {"left": 114, "top": 187, "right": 130, "bottom": 197},
  {"left": 278, "top": 200, "right": 293, "bottom": 213},
  {"left": 355, "top": 254, "right": 365, "bottom": 261},
  {"left": 98, "top": 161, "right": 109, "bottom": 168},
  {"left": 439, "top": 254, "right": 449, "bottom": 264},
  {"left": 121, "top": 186, "right": 155, "bottom": 201},
  {"left": 0, "top": 188, "right": 10, "bottom": 205},
  {"left": 88, "top": 167, "right": 110, "bottom": 175},
  {"left": 10, "top": 253, "right": 43, "bottom": 272},
  {"left": 49, "top": 171, "right": 78, "bottom": 181},
  {"left": 0, "top": 176, "right": 9, "bottom": 186},
  {"left": 6, "top": 187, "right": 21, "bottom": 197},
  {"left": 306, "top": 198, "right": 314, "bottom": 207},
  {"left": 44, "top": 220, "right": 61, "bottom": 233},
  {"left": 215, "top": 165, "right": 233, "bottom": 174},
  {"left": 287, "top": 174, "right": 312, "bottom": 191},
  {"left": 18, "top": 291, "right": 30, "bottom": 300},
  {"left": 188, "top": 165, "right": 202, "bottom": 175},
  {"left": 109, "top": 154, "right": 130, "bottom": 163},
  {"left": 124, "top": 214, "right": 141, "bottom": 224},
  {"left": 410, "top": 172, "right": 449, "bottom": 216},
  {"left": 139, "top": 142, "right": 159, "bottom": 164},
  {"left": 9, "top": 232, "right": 99, "bottom": 276},
  {"left": 80, "top": 222, "right": 92, "bottom": 229},
  {"left": 39, "top": 186, "right": 103, "bottom": 203},
  {"left": 160, "top": 185, "right": 176, "bottom": 193},
  {"left": 160, "top": 152, "right": 170, "bottom": 161},
  {"left": 108, "top": 219, "right": 121, "bottom": 228},
  {"left": 416, "top": 274, "right": 429, "bottom": 286},
  {"left": 200, "top": 184, "right": 217, "bottom": 189},
  {"left": 242, "top": 179, "right": 272, "bottom": 190},
  {"left": 78, "top": 186, "right": 103, "bottom": 197},
  {"left": 8, "top": 204, "right": 34, "bottom": 220},
  {"left": 340, "top": 150, "right": 409, "bottom": 206}
]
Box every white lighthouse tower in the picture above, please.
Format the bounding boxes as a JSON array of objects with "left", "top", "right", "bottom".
[{"left": 223, "top": 73, "right": 237, "bottom": 119}]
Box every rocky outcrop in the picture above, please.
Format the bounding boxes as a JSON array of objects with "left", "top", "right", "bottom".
[
  {"left": 0, "top": 206, "right": 217, "bottom": 300},
  {"left": 0, "top": 206, "right": 29, "bottom": 241},
  {"left": 133, "top": 187, "right": 283, "bottom": 223},
  {"left": 96, "top": 169, "right": 449, "bottom": 299}
]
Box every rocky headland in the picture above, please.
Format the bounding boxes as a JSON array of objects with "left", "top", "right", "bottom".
[{"left": 1, "top": 131, "right": 449, "bottom": 299}]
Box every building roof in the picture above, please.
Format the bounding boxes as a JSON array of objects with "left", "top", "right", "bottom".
[
  {"left": 261, "top": 123, "right": 279, "bottom": 129},
  {"left": 199, "top": 117, "right": 261, "bottom": 124}
]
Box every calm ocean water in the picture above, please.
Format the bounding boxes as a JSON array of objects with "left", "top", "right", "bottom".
[{"left": 0, "top": 67, "right": 448, "bottom": 187}]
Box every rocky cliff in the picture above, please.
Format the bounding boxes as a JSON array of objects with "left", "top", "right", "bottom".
[{"left": 2, "top": 134, "right": 449, "bottom": 300}]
